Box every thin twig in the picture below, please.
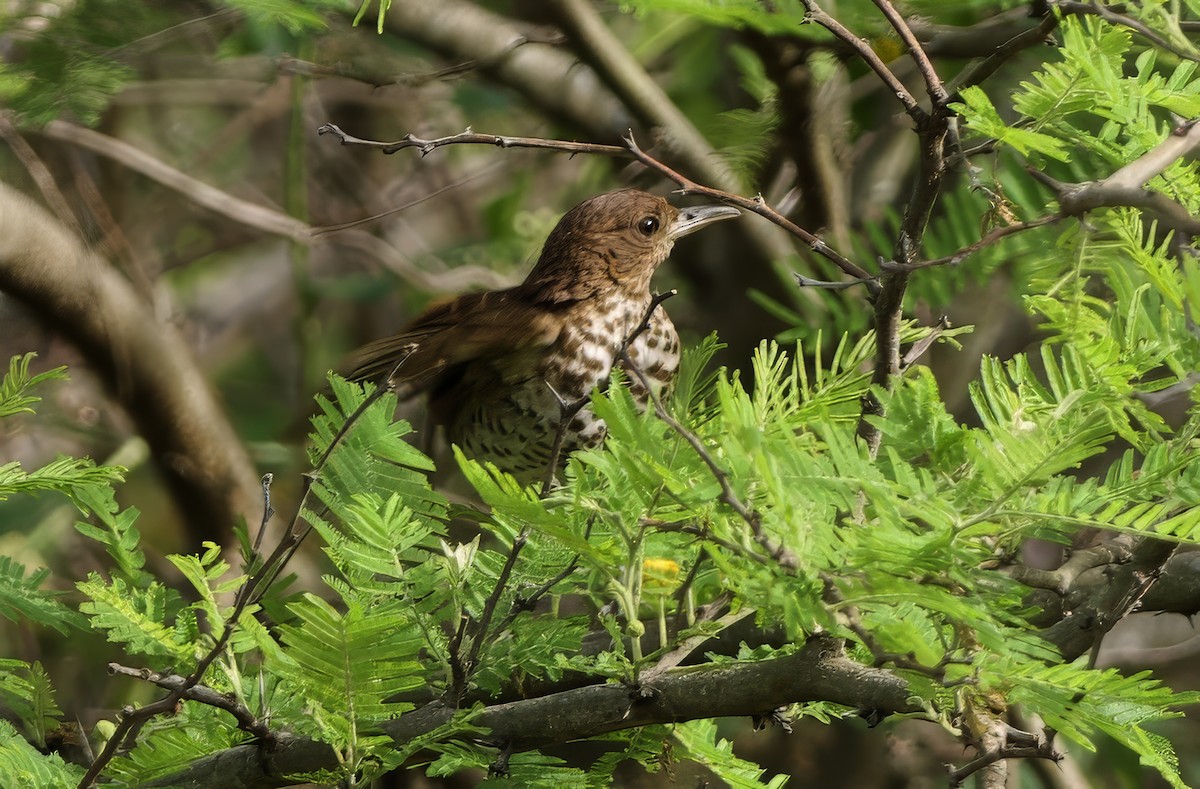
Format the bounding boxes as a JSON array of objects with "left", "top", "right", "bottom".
[
  {"left": 251, "top": 473, "right": 274, "bottom": 553},
  {"left": 0, "top": 114, "right": 78, "bottom": 227},
  {"left": 950, "top": 12, "right": 1060, "bottom": 93},
  {"left": 318, "top": 123, "right": 874, "bottom": 292},
  {"left": 822, "top": 574, "right": 973, "bottom": 686},
  {"left": 870, "top": 0, "right": 949, "bottom": 106},
  {"left": 887, "top": 212, "right": 1064, "bottom": 271},
  {"left": 319, "top": 123, "right": 627, "bottom": 157},
  {"left": 490, "top": 557, "right": 581, "bottom": 637},
  {"left": 540, "top": 386, "right": 590, "bottom": 496},
  {"left": 107, "top": 664, "right": 276, "bottom": 744},
  {"left": 801, "top": 0, "right": 924, "bottom": 120},
  {"left": 795, "top": 273, "right": 869, "bottom": 290},
  {"left": 79, "top": 478, "right": 280, "bottom": 788},
  {"left": 949, "top": 743, "right": 1063, "bottom": 787},
  {"left": 459, "top": 531, "right": 528, "bottom": 701}
]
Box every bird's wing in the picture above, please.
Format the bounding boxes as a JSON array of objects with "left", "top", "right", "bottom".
[{"left": 342, "top": 289, "right": 561, "bottom": 398}]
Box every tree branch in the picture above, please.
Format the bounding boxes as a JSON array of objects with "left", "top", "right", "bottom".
[
  {"left": 376, "top": 0, "right": 631, "bottom": 139},
  {"left": 317, "top": 124, "right": 878, "bottom": 292},
  {"left": 1028, "top": 119, "right": 1200, "bottom": 235},
  {"left": 146, "top": 637, "right": 919, "bottom": 788},
  {"left": 0, "top": 183, "right": 261, "bottom": 544}
]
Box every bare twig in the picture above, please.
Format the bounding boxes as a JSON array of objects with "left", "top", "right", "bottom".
[
  {"left": 870, "top": 0, "right": 949, "bottom": 106},
  {"left": 107, "top": 664, "right": 276, "bottom": 744},
  {"left": 458, "top": 531, "right": 529, "bottom": 701},
  {"left": 318, "top": 123, "right": 626, "bottom": 157},
  {"left": 251, "top": 473, "right": 275, "bottom": 553},
  {"left": 319, "top": 124, "right": 874, "bottom": 292},
  {"left": 822, "top": 574, "right": 974, "bottom": 686},
  {"left": 887, "top": 212, "right": 1064, "bottom": 271},
  {"left": 950, "top": 12, "right": 1060, "bottom": 93},
  {"left": 801, "top": 0, "right": 924, "bottom": 120},
  {"left": 490, "top": 556, "right": 583, "bottom": 638},
  {"left": 795, "top": 273, "right": 868, "bottom": 290},
  {"left": 0, "top": 114, "right": 78, "bottom": 227},
  {"left": 949, "top": 742, "right": 1062, "bottom": 787}
]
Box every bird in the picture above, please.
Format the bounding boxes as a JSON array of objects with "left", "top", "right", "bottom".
[{"left": 344, "top": 188, "right": 740, "bottom": 483}]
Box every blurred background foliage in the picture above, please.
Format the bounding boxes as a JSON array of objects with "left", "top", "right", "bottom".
[{"left": 3, "top": 0, "right": 1200, "bottom": 785}]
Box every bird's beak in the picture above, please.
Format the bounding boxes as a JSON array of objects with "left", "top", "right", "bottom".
[{"left": 668, "top": 204, "right": 741, "bottom": 239}]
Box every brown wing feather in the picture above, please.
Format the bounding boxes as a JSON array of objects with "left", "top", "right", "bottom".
[{"left": 341, "top": 288, "right": 561, "bottom": 398}]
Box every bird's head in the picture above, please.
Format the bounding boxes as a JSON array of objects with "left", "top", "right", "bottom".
[{"left": 523, "top": 189, "right": 740, "bottom": 302}]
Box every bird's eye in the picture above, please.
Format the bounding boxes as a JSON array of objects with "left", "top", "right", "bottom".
[{"left": 637, "top": 216, "right": 660, "bottom": 236}]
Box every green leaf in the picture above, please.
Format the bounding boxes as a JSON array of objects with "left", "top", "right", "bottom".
[
  {"left": 953, "top": 86, "right": 1070, "bottom": 161},
  {"left": 0, "top": 720, "right": 83, "bottom": 787},
  {"left": 273, "top": 595, "right": 424, "bottom": 759},
  {"left": 0, "top": 557, "right": 84, "bottom": 636},
  {"left": 77, "top": 575, "right": 191, "bottom": 661},
  {"left": 0, "top": 660, "right": 63, "bottom": 749},
  {"left": 0, "top": 354, "right": 66, "bottom": 418},
  {"left": 671, "top": 719, "right": 787, "bottom": 788},
  {"left": 72, "top": 486, "right": 147, "bottom": 582}
]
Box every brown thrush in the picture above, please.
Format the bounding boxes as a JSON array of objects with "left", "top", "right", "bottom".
[{"left": 345, "top": 188, "right": 740, "bottom": 481}]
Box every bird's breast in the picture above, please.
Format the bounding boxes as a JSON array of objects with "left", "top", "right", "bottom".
[{"left": 446, "top": 294, "right": 680, "bottom": 482}]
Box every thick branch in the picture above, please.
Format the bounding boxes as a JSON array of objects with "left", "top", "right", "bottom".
[
  {"left": 0, "top": 183, "right": 260, "bottom": 543},
  {"left": 548, "top": 0, "right": 735, "bottom": 190},
  {"left": 1036, "top": 535, "right": 1179, "bottom": 662},
  {"left": 377, "top": 0, "right": 631, "bottom": 139},
  {"left": 147, "top": 637, "right": 918, "bottom": 788},
  {"left": 1028, "top": 119, "right": 1200, "bottom": 235}
]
